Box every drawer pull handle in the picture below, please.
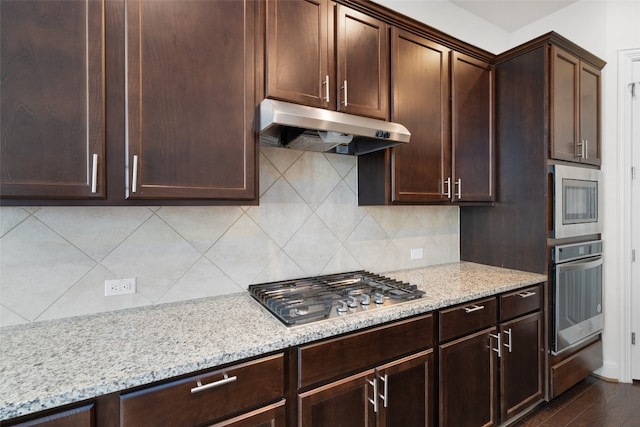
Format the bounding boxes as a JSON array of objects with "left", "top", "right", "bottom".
[
  {"left": 191, "top": 373, "right": 237, "bottom": 394},
  {"left": 518, "top": 291, "right": 536, "bottom": 298},
  {"left": 368, "top": 378, "right": 378, "bottom": 413},
  {"left": 464, "top": 304, "right": 485, "bottom": 313},
  {"left": 490, "top": 332, "right": 502, "bottom": 358}
]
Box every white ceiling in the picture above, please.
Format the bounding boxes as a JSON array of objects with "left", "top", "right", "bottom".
[{"left": 450, "top": 0, "right": 578, "bottom": 32}]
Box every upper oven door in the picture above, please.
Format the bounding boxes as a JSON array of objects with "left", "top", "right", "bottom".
[{"left": 552, "top": 165, "right": 602, "bottom": 238}]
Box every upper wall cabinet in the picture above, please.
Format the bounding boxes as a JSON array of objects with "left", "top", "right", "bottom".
[
  {"left": 266, "top": 0, "right": 389, "bottom": 120},
  {"left": 451, "top": 51, "right": 495, "bottom": 202},
  {"left": 1, "top": 0, "right": 106, "bottom": 199},
  {"left": 358, "top": 28, "right": 494, "bottom": 205},
  {"left": 125, "top": 0, "right": 257, "bottom": 200},
  {"left": 550, "top": 46, "right": 601, "bottom": 166}
]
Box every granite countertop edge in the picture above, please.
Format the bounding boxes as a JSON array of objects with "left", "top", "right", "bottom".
[{"left": 0, "top": 262, "right": 547, "bottom": 421}]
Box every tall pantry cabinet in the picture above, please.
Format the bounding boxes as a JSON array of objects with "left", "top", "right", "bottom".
[{"left": 460, "top": 32, "right": 606, "bottom": 399}]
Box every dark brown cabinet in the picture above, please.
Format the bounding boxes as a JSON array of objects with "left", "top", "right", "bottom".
[
  {"left": 208, "top": 400, "right": 286, "bottom": 427},
  {"left": 438, "top": 297, "right": 499, "bottom": 426},
  {"left": 2, "top": 0, "right": 257, "bottom": 203},
  {"left": 6, "top": 404, "right": 95, "bottom": 427},
  {"left": 550, "top": 45, "right": 601, "bottom": 166},
  {"left": 125, "top": 0, "right": 257, "bottom": 200},
  {"left": 438, "top": 286, "right": 544, "bottom": 426},
  {"left": 266, "top": 0, "right": 389, "bottom": 120},
  {"left": 451, "top": 52, "right": 495, "bottom": 202},
  {"left": 1, "top": 0, "right": 106, "bottom": 199},
  {"left": 119, "top": 353, "right": 284, "bottom": 427},
  {"left": 358, "top": 29, "right": 494, "bottom": 205},
  {"left": 297, "top": 315, "right": 434, "bottom": 427},
  {"left": 499, "top": 285, "right": 544, "bottom": 423}
]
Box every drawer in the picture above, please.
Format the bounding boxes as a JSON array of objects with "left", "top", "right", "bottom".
[
  {"left": 298, "top": 314, "right": 433, "bottom": 389},
  {"left": 120, "top": 353, "right": 284, "bottom": 427},
  {"left": 500, "top": 283, "right": 543, "bottom": 321},
  {"left": 439, "top": 297, "right": 497, "bottom": 342}
]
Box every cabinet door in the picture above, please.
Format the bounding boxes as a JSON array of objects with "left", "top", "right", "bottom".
[
  {"left": 126, "top": 0, "right": 256, "bottom": 200},
  {"left": 266, "top": 0, "right": 333, "bottom": 109},
  {"left": 579, "top": 62, "right": 601, "bottom": 165},
  {"left": 298, "top": 370, "right": 376, "bottom": 427},
  {"left": 389, "top": 28, "right": 450, "bottom": 203},
  {"left": 451, "top": 52, "right": 494, "bottom": 202},
  {"left": 377, "top": 350, "right": 434, "bottom": 427},
  {"left": 1, "top": 0, "right": 105, "bottom": 199},
  {"left": 439, "top": 327, "right": 498, "bottom": 427},
  {"left": 500, "top": 312, "right": 544, "bottom": 423},
  {"left": 336, "top": 5, "right": 389, "bottom": 120},
  {"left": 550, "top": 46, "right": 580, "bottom": 163},
  {"left": 208, "top": 400, "right": 286, "bottom": 427}
]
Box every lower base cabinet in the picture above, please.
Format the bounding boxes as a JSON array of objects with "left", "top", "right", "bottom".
[
  {"left": 298, "top": 350, "right": 434, "bottom": 427},
  {"left": 208, "top": 400, "right": 286, "bottom": 427},
  {"left": 296, "top": 315, "right": 435, "bottom": 427},
  {"left": 7, "top": 404, "right": 95, "bottom": 427},
  {"left": 438, "top": 284, "right": 544, "bottom": 426}
]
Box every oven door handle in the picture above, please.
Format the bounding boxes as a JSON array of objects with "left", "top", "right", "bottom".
[{"left": 557, "top": 256, "right": 603, "bottom": 272}]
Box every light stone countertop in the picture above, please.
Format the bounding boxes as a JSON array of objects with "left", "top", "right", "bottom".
[{"left": 0, "top": 262, "right": 546, "bottom": 421}]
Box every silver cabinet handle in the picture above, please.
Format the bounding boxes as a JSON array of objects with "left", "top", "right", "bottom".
[
  {"left": 464, "top": 304, "right": 484, "bottom": 313},
  {"left": 132, "top": 155, "right": 139, "bottom": 193},
  {"left": 576, "top": 140, "right": 585, "bottom": 158},
  {"left": 378, "top": 373, "right": 388, "bottom": 408},
  {"left": 341, "top": 80, "right": 348, "bottom": 106},
  {"left": 517, "top": 291, "right": 536, "bottom": 298},
  {"left": 443, "top": 177, "right": 451, "bottom": 199},
  {"left": 91, "top": 153, "right": 98, "bottom": 194},
  {"left": 323, "top": 75, "right": 330, "bottom": 103},
  {"left": 504, "top": 328, "right": 512, "bottom": 353},
  {"left": 584, "top": 139, "right": 589, "bottom": 159},
  {"left": 490, "top": 332, "right": 502, "bottom": 358},
  {"left": 368, "top": 378, "right": 378, "bottom": 413},
  {"left": 190, "top": 373, "right": 237, "bottom": 394},
  {"left": 455, "top": 178, "right": 462, "bottom": 199}
]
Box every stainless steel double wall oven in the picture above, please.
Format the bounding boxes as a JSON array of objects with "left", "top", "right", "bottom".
[{"left": 549, "top": 164, "right": 603, "bottom": 355}]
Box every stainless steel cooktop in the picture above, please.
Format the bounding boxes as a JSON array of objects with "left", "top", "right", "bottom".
[{"left": 248, "top": 271, "right": 424, "bottom": 326}]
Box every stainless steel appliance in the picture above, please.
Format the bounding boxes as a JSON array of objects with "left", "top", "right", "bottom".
[
  {"left": 258, "top": 99, "right": 411, "bottom": 155},
  {"left": 551, "top": 240, "right": 603, "bottom": 355},
  {"left": 248, "top": 271, "right": 424, "bottom": 326},
  {"left": 551, "top": 164, "right": 602, "bottom": 238}
]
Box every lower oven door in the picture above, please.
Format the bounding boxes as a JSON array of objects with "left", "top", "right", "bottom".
[{"left": 552, "top": 255, "right": 604, "bottom": 355}]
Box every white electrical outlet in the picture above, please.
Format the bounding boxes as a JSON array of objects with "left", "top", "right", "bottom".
[
  {"left": 104, "top": 278, "right": 136, "bottom": 296},
  {"left": 410, "top": 248, "right": 424, "bottom": 260}
]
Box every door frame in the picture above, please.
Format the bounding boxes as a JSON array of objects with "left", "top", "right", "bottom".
[{"left": 617, "top": 47, "right": 640, "bottom": 383}]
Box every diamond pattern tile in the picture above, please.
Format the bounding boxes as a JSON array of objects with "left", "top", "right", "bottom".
[{"left": 0, "top": 148, "right": 460, "bottom": 325}]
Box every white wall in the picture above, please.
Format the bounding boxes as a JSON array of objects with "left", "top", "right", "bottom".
[{"left": 374, "top": 0, "right": 509, "bottom": 53}]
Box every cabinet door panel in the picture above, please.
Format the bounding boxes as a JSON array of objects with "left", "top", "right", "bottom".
[
  {"left": 390, "top": 28, "right": 450, "bottom": 203},
  {"left": 298, "top": 370, "right": 375, "bottom": 427},
  {"left": 579, "top": 63, "right": 601, "bottom": 165},
  {"left": 208, "top": 400, "right": 286, "bottom": 427},
  {"left": 1, "top": 0, "right": 105, "bottom": 199},
  {"left": 439, "top": 327, "right": 498, "bottom": 427},
  {"left": 452, "top": 52, "right": 494, "bottom": 202},
  {"left": 550, "top": 46, "right": 580, "bottom": 162},
  {"left": 266, "top": 0, "right": 331, "bottom": 109},
  {"left": 500, "top": 312, "right": 544, "bottom": 422},
  {"left": 378, "top": 350, "right": 434, "bottom": 427},
  {"left": 336, "top": 6, "right": 389, "bottom": 120},
  {"left": 126, "top": 0, "right": 256, "bottom": 200}
]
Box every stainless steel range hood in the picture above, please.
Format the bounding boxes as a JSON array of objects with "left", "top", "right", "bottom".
[{"left": 258, "top": 99, "right": 410, "bottom": 155}]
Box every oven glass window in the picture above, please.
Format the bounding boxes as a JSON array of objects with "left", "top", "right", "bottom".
[
  {"left": 557, "top": 262, "right": 602, "bottom": 331},
  {"left": 563, "top": 178, "right": 598, "bottom": 224}
]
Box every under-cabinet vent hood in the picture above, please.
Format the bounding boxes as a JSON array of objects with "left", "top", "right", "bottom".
[{"left": 258, "top": 99, "right": 410, "bottom": 155}]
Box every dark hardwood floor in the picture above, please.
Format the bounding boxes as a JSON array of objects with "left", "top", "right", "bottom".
[{"left": 513, "top": 376, "right": 640, "bottom": 427}]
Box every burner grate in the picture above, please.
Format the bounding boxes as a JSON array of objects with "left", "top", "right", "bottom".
[{"left": 249, "top": 271, "right": 424, "bottom": 326}]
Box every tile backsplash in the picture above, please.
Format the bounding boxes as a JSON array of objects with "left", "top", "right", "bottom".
[{"left": 0, "top": 147, "right": 459, "bottom": 326}]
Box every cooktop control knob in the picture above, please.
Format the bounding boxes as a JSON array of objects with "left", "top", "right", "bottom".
[
  {"left": 337, "top": 300, "right": 348, "bottom": 313},
  {"left": 360, "top": 293, "right": 371, "bottom": 306},
  {"left": 347, "top": 295, "right": 358, "bottom": 308},
  {"left": 374, "top": 292, "right": 385, "bottom": 304}
]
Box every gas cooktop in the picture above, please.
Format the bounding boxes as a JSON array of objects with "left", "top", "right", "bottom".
[{"left": 248, "top": 271, "right": 424, "bottom": 326}]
